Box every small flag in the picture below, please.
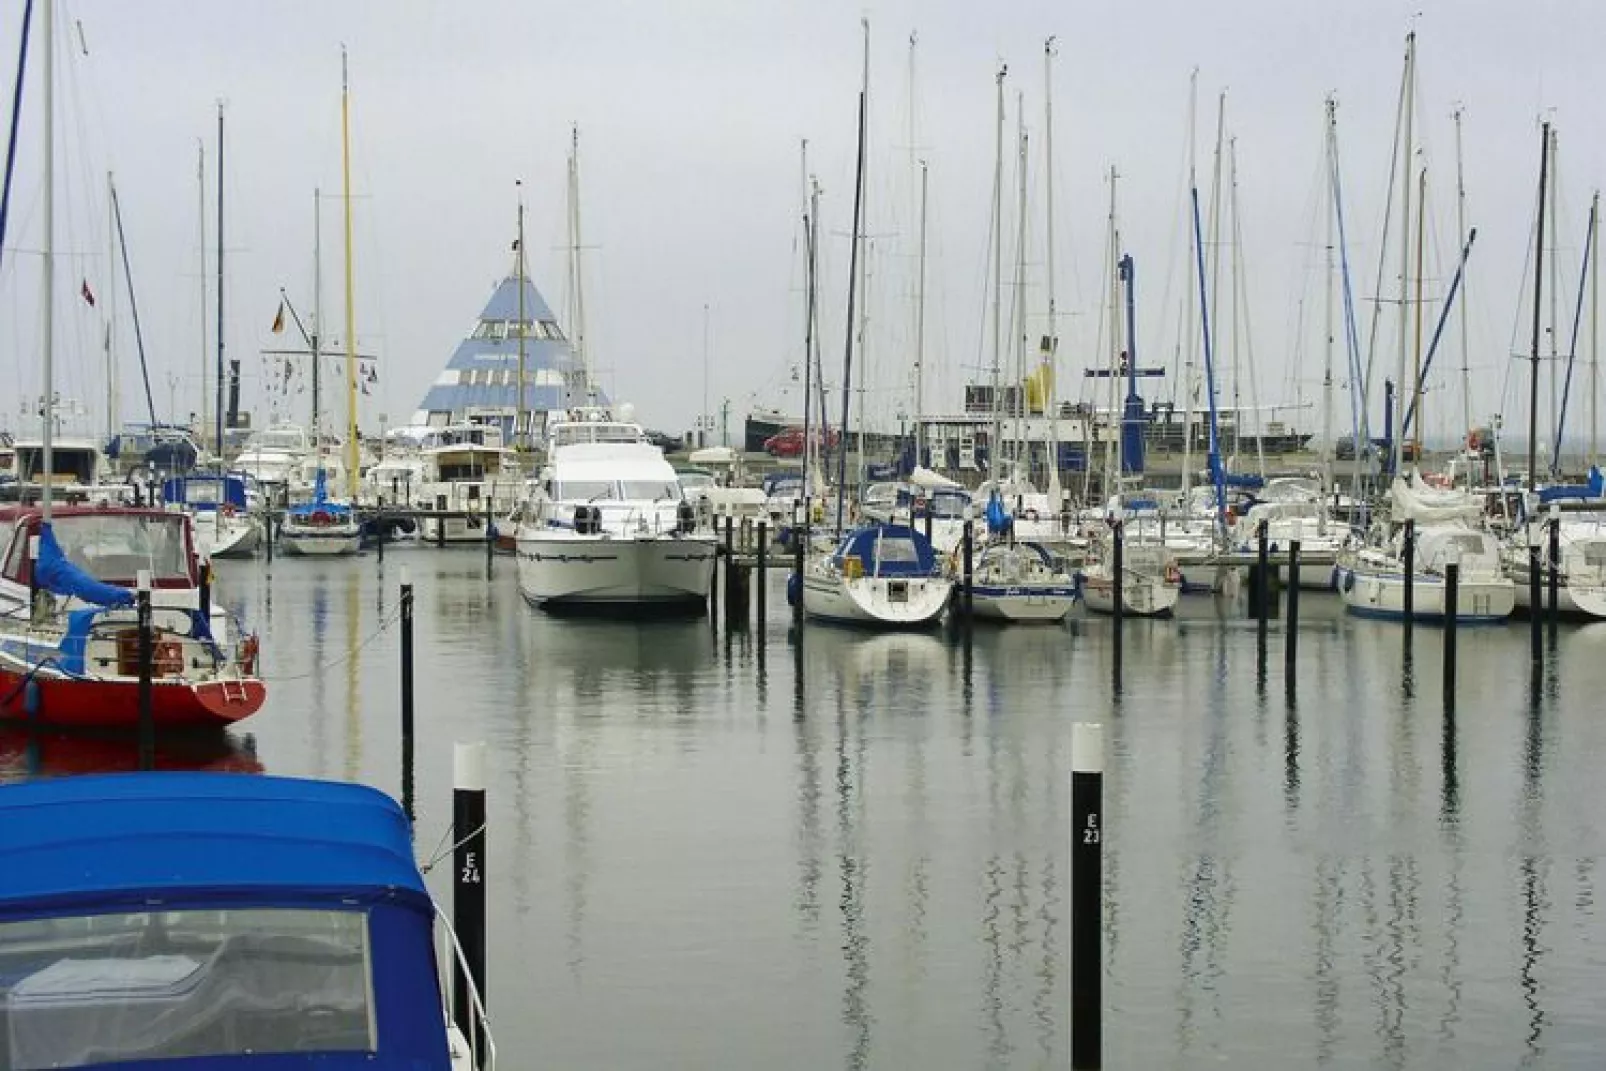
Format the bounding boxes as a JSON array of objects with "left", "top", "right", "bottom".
[
  {"left": 271, "top": 300, "right": 285, "bottom": 334},
  {"left": 80, "top": 279, "right": 95, "bottom": 307}
]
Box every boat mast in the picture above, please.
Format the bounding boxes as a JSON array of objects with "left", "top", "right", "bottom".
[
  {"left": 1206, "top": 91, "right": 1227, "bottom": 455},
  {"left": 340, "top": 47, "right": 359, "bottom": 498},
  {"left": 1322, "top": 98, "right": 1335, "bottom": 495},
  {"left": 1229, "top": 137, "right": 1267, "bottom": 479},
  {"left": 1180, "top": 71, "right": 1198, "bottom": 501},
  {"left": 833, "top": 49, "right": 868, "bottom": 536},
  {"left": 104, "top": 170, "right": 115, "bottom": 440},
  {"left": 1528, "top": 121, "right": 1550, "bottom": 492},
  {"left": 853, "top": 21, "right": 870, "bottom": 490},
  {"left": 1104, "top": 167, "right": 1120, "bottom": 488},
  {"left": 1593, "top": 188, "right": 1600, "bottom": 468},
  {"left": 1011, "top": 101, "right": 1029, "bottom": 478},
  {"left": 802, "top": 171, "right": 818, "bottom": 501},
  {"left": 568, "top": 126, "right": 593, "bottom": 404},
  {"left": 515, "top": 179, "right": 527, "bottom": 447},
  {"left": 197, "top": 140, "right": 208, "bottom": 443},
  {"left": 1454, "top": 106, "right": 1471, "bottom": 451},
  {"left": 1393, "top": 31, "right": 1414, "bottom": 477},
  {"left": 1412, "top": 165, "right": 1426, "bottom": 463},
  {"left": 1548, "top": 128, "right": 1560, "bottom": 460},
  {"left": 914, "top": 160, "right": 927, "bottom": 470},
  {"left": 311, "top": 187, "right": 322, "bottom": 441},
  {"left": 40, "top": 0, "right": 53, "bottom": 522},
  {"left": 215, "top": 101, "right": 225, "bottom": 460},
  {"left": 1043, "top": 37, "right": 1060, "bottom": 502},
  {"left": 987, "top": 63, "right": 1006, "bottom": 487}
]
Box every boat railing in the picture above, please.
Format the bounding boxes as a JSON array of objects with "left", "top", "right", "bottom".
[{"left": 434, "top": 907, "right": 498, "bottom": 1070}]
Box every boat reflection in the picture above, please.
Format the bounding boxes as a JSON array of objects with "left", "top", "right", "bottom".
[{"left": 0, "top": 727, "right": 263, "bottom": 781}]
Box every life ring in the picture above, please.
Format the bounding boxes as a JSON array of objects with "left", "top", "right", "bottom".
[
  {"left": 1165, "top": 563, "right": 1183, "bottom": 585},
  {"left": 238, "top": 634, "right": 260, "bottom": 676},
  {"left": 220, "top": 503, "right": 238, "bottom": 518},
  {"left": 310, "top": 509, "right": 332, "bottom": 526}
]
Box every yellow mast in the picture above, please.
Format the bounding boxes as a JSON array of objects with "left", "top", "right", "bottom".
[{"left": 341, "top": 47, "right": 359, "bottom": 499}]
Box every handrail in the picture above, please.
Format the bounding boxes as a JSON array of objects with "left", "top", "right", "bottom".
[{"left": 434, "top": 907, "right": 497, "bottom": 1070}]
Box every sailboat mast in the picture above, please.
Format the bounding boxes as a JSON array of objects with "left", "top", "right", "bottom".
[
  {"left": 1322, "top": 99, "right": 1335, "bottom": 491},
  {"left": 1180, "top": 70, "right": 1198, "bottom": 500},
  {"left": 340, "top": 48, "right": 359, "bottom": 499},
  {"left": 40, "top": 0, "right": 53, "bottom": 521},
  {"left": 1593, "top": 188, "right": 1600, "bottom": 468},
  {"left": 197, "top": 141, "right": 208, "bottom": 442},
  {"left": 515, "top": 180, "right": 527, "bottom": 446},
  {"left": 988, "top": 63, "right": 1006, "bottom": 486},
  {"left": 914, "top": 161, "right": 927, "bottom": 468},
  {"left": 1454, "top": 106, "right": 1471, "bottom": 446},
  {"left": 834, "top": 79, "right": 868, "bottom": 536},
  {"left": 311, "top": 187, "right": 322, "bottom": 438},
  {"left": 105, "top": 170, "right": 115, "bottom": 440},
  {"left": 1529, "top": 121, "right": 1550, "bottom": 492},
  {"left": 1011, "top": 105, "right": 1029, "bottom": 473},
  {"left": 1043, "top": 37, "right": 1059, "bottom": 497},
  {"left": 1548, "top": 128, "right": 1560, "bottom": 454},
  {"left": 802, "top": 177, "right": 818, "bottom": 501},
  {"left": 1228, "top": 136, "right": 1242, "bottom": 464},
  {"left": 215, "top": 102, "right": 225, "bottom": 460},
  {"left": 853, "top": 21, "right": 870, "bottom": 488},
  {"left": 1206, "top": 91, "right": 1227, "bottom": 453},
  {"left": 569, "top": 126, "right": 593, "bottom": 403},
  {"left": 1393, "top": 31, "right": 1414, "bottom": 476},
  {"left": 1413, "top": 166, "right": 1426, "bottom": 462}
]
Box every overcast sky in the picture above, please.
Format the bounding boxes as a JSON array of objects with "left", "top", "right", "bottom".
[{"left": 3, "top": 0, "right": 1603, "bottom": 451}]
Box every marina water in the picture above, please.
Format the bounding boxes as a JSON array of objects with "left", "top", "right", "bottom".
[{"left": 7, "top": 550, "right": 1604, "bottom": 1068}]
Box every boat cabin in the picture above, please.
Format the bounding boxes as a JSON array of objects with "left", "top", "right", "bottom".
[
  {"left": 0, "top": 506, "right": 199, "bottom": 591},
  {"left": 0, "top": 773, "right": 455, "bottom": 1068},
  {"left": 10, "top": 439, "right": 105, "bottom": 487},
  {"left": 161, "top": 474, "right": 249, "bottom": 514}
]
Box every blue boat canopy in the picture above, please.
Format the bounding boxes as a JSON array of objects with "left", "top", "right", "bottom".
[
  {"left": 833, "top": 523, "right": 940, "bottom": 577},
  {"left": 162, "top": 472, "right": 249, "bottom": 511},
  {"left": 287, "top": 467, "right": 353, "bottom": 519},
  {"left": 0, "top": 773, "right": 426, "bottom": 917},
  {"left": 1536, "top": 465, "right": 1605, "bottom": 505},
  {"left": 34, "top": 522, "right": 135, "bottom": 609}
]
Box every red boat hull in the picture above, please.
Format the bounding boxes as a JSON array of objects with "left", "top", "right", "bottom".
[{"left": 0, "top": 669, "right": 266, "bottom": 729}]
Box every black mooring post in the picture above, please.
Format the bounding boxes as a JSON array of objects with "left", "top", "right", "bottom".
[
  {"left": 962, "top": 519, "right": 974, "bottom": 623},
  {"left": 1071, "top": 722, "right": 1104, "bottom": 1070},
  {"left": 723, "top": 513, "right": 737, "bottom": 626},
  {"left": 137, "top": 572, "right": 155, "bottom": 771},
  {"left": 377, "top": 513, "right": 386, "bottom": 564},
  {"left": 1285, "top": 540, "right": 1300, "bottom": 693},
  {"left": 452, "top": 742, "right": 488, "bottom": 1066},
  {"left": 1529, "top": 538, "right": 1543, "bottom": 663},
  {"left": 924, "top": 503, "right": 933, "bottom": 543},
  {"left": 1548, "top": 511, "right": 1561, "bottom": 639},
  {"left": 484, "top": 496, "right": 495, "bottom": 576},
  {"left": 1444, "top": 553, "right": 1459, "bottom": 713},
  {"left": 265, "top": 509, "right": 274, "bottom": 563},
  {"left": 1255, "top": 519, "right": 1269, "bottom": 633},
  {"left": 198, "top": 556, "right": 212, "bottom": 626},
  {"left": 709, "top": 511, "right": 721, "bottom": 624},
  {"left": 1402, "top": 518, "right": 1416, "bottom": 629},
  {"left": 400, "top": 567, "right": 415, "bottom": 825},
  {"left": 792, "top": 501, "right": 805, "bottom": 624},
  {"left": 756, "top": 520, "right": 768, "bottom": 628}
]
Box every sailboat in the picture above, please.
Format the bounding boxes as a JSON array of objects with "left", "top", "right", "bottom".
[
  {"left": 0, "top": 0, "right": 265, "bottom": 728},
  {"left": 801, "top": 22, "right": 950, "bottom": 629},
  {"left": 281, "top": 51, "right": 363, "bottom": 557}
]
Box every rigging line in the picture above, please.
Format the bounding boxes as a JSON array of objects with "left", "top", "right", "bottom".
[
  {"left": 1361, "top": 50, "right": 1411, "bottom": 418},
  {"left": 419, "top": 821, "right": 487, "bottom": 874}
]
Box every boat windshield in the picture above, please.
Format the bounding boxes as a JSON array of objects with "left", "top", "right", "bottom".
[
  {"left": 254, "top": 430, "right": 306, "bottom": 452},
  {"left": 0, "top": 907, "right": 374, "bottom": 1067},
  {"left": 50, "top": 514, "right": 190, "bottom": 582},
  {"left": 555, "top": 479, "right": 680, "bottom": 502}
]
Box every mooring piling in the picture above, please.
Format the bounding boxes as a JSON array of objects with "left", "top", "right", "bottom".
[
  {"left": 1548, "top": 505, "right": 1561, "bottom": 640},
  {"left": 136, "top": 569, "right": 154, "bottom": 772},
  {"left": 1071, "top": 722, "right": 1104, "bottom": 1070},
  {"left": 1528, "top": 525, "right": 1543, "bottom": 663},
  {"left": 756, "top": 520, "right": 768, "bottom": 628},
  {"left": 1285, "top": 540, "right": 1300, "bottom": 697},
  {"left": 400, "top": 567, "right": 416, "bottom": 825},
  {"left": 1443, "top": 543, "right": 1460, "bottom": 713},
  {"left": 452, "top": 741, "right": 488, "bottom": 1066}
]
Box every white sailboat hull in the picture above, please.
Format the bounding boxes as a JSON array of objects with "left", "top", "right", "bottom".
[
  {"left": 1336, "top": 565, "right": 1514, "bottom": 623},
  {"left": 516, "top": 531, "right": 716, "bottom": 609},
  {"left": 1079, "top": 573, "right": 1180, "bottom": 617},
  {"left": 1508, "top": 562, "right": 1606, "bottom": 618},
  {"left": 969, "top": 583, "right": 1076, "bottom": 623},
  {"left": 194, "top": 514, "right": 262, "bottom": 560},
  {"left": 802, "top": 570, "right": 951, "bottom": 627},
  {"left": 279, "top": 523, "right": 363, "bottom": 557}
]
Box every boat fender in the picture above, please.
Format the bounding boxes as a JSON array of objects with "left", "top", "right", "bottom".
[
  {"left": 238, "top": 634, "right": 260, "bottom": 676},
  {"left": 1341, "top": 571, "right": 1355, "bottom": 594},
  {"left": 787, "top": 572, "right": 802, "bottom": 607},
  {"left": 23, "top": 678, "right": 41, "bottom": 718},
  {"left": 1165, "top": 563, "right": 1183, "bottom": 585}
]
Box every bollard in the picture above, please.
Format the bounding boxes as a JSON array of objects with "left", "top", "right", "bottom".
[
  {"left": 1402, "top": 518, "right": 1416, "bottom": 628},
  {"left": 436, "top": 509, "right": 447, "bottom": 549},
  {"left": 1255, "top": 519, "right": 1269, "bottom": 633},
  {"left": 452, "top": 742, "right": 488, "bottom": 1066},
  {"left": 198, "top": 556, "right": 212, "bottom": 626},
  {"left": 1285, "top": 541, "right": 1300, "bottom": 693},
  {"left": 1528, "top": 532, "right": 1543, "bottom": 663},
  {"left": 756, "top": 520, "right": 768, "bottom": 628},
  {"left": 1444, "top": 546, "right": 1459, "bottom": 713},
  {"left": 484, "top": 496, "right": 495, "bottom": 575},
  {"left": 1071, "top": 722, "right": 1104, "bottom": 1070},
  {"left": 1548, "top": 508, "right": 1561, "bottom": 638},
  {"left": 265, "top": 510, "right": 275, "bottom": 563},
  {"left": 792, "top": 501, "right": 805, "bottom": 624},
  {"left": 1112, "top": 519, "right": 1124, "bottom": 693},
  {"left": 400, "top": 568, "right": 415, "bottom": 825},
  {"left": 723, "top": 513, "right": 737, "bottom": 626},
  {"left": 961, "top": 518, "right": 974, "bottom": 623},
  {"left": 137, "top": 570, "right": 155, "bottom": 771}
]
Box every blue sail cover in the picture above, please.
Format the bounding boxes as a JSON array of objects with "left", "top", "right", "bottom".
[
  {"left": 1537, "top": 465, "right": 1605, "bottom": 504},
  {"left": 287, "top": 467, "right": 353, "bottom": 519},
  {"left": 162, "top": 473, "right": 248, "bottom": 510},
  {"left": 985, "top": 490, "right": 1012, "bottom": 535},
  {"left": 34, "top": 523, "right": 135, "bottom": 608},
  {"left": 835, "top": 523, "right": 939, "bottom": 577}
]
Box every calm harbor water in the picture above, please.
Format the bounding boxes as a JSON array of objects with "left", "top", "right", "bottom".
[{"left": 7, "top": 550, "right": 1606, "bottom": 1068}]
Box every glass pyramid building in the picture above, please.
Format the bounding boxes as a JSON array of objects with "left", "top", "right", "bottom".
[{"left": 411, "top": 268, "right": 605, "bottom": 440}]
